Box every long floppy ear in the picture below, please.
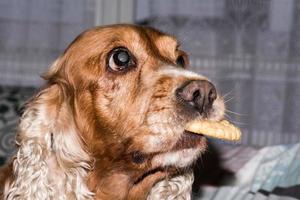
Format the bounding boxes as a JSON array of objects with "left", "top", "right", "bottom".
[{"left": 4, "top": 58, "right": 94, "bottom": 200}]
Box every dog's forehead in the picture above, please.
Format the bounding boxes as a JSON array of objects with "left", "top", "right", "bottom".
[
  {"left": 71, "top": 25, "right": 179, "bottom": 58},
  {"left": 108, "top": 25, "right": 179, "bottom": 58},
  {"left": 109, "top": 25, "right": 178, "bottom": 46}
]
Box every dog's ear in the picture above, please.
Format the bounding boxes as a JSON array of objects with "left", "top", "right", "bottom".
[{"left": 4, "top": 58, "right": 93, "bottom": 200}]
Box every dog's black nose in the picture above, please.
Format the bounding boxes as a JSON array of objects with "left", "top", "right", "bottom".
[{"left": 176, "top": 80, "right": 217, "bottom": 115}]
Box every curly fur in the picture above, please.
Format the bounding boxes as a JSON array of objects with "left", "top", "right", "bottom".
[
  {"left": 4, "top": 86, "right": 94, "bottom": 200},
  {"left": 147, "top": 172, "right": 194, "bottom": 200}
]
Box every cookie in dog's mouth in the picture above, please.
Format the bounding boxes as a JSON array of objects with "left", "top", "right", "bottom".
[
  {"left": 184, "top": 119, "right": 242, "bottom": 141},
  {"left": 173, "top": 119, "right": 242, "bottom": 150}
]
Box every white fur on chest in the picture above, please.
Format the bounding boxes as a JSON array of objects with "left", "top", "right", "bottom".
[{"left": 147, "top": 172, "right": 194, "bottom": 200}]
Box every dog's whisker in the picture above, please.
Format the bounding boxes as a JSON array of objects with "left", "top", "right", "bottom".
[
  {"left": 225, "top": 109, "right": 247, "bottom": 116},
  {"left": 221, "top": 90, "right": 235, "bottom": 99},
  {"left": 224, "top": 96, "right": 235, "bottom": 103},
  {"left": 224, "top": 113, "right": 233, "bottom": 120},
  {"left": 224, "top": 112, "right": 247, "bottom": 125},
  {"left": 226, "top": 119, "right": 247, "bottom": 126}
]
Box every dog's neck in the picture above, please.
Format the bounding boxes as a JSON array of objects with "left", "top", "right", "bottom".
[
  {"left": 86, "top": 166, "right": 193, "bottom": 200},
  {"left": 86, "top": 161, "right": 166, "bottom": 199}
]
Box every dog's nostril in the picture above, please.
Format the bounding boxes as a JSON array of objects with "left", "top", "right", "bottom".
[
  {"left": 192, "top": 90, "right": 201, "bottom": 102},
  {"left": 208, "top": 88, "right": 217, "bottom": 104}
]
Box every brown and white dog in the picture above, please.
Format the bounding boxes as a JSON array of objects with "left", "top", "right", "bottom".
[{"left": 0, "top": 24, "right": 225, "bottom": 200}]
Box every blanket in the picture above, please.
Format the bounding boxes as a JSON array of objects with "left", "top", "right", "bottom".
[{"left": 195, "top": 144, "right": 300, "bottom": 200}]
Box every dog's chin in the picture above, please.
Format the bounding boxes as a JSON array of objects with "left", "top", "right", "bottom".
[
  {"left": 145, "top": 102, "right": 224, "bottom": 169},
  {"left": 151, "top": 132, "right": 206, "bottom": 169}
]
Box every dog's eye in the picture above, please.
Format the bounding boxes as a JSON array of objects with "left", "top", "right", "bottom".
[
  {"left": 176, "top": 55, "right": 185, "bottom": 68},
  {"left": 176, "top": 53, "right": 188, "bottom": 69},
  {"left": 131, "top": 151, "right": 146, "bottom": 164},
  {"left": 108, "top": 48, "right": 135, "bottom": 72}
]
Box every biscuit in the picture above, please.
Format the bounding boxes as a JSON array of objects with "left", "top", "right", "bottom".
[{"left": 185, "top": 120, "right": 241, "bottom": 141}]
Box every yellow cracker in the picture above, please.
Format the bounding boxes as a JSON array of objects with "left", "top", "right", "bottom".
[{"left": 185, "top": 120, "right": 241, "bottom": 141}]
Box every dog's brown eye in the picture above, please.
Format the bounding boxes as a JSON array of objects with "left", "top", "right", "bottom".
[
  {"left": 132, "top": 151, "right": 147, "bottom": 164},
  {"left": 176, "top": 55, "right": 185, "bottom": 68},
  {"left": 176, "top": 53, "right": 189, "bottom": 69},
  {"left": 108, "top": 48, "right": 135, "bottom": 72}
]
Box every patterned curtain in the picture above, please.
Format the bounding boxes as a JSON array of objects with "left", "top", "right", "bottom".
[
  {"left": 135, "top": 0, "right": 300, "bottom": 146},
  {"left": 0, "top": 0, "right": 95, "bottom": 86}
]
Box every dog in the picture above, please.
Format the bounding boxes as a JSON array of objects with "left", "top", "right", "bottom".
[{"left": 0, "top": 24, "right": 225, "bottom": 200}]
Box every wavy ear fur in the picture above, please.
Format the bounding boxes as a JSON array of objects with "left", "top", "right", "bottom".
[{"left": 4, "top": 58, "right": 94, "bottom": 200}]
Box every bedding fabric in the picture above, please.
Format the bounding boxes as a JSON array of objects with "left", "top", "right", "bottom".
[
  {"left": 194, "top": 144, "right": 300, "bottom": 200},
  {"left": 0, "top": 85, "right": 36, "bottom": 159}
]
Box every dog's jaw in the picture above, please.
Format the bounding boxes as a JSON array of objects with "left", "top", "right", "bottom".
[{"left": 151, "top": 148, "right": 203, "bottom": 168}]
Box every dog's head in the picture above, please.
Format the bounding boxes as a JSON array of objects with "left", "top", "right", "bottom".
[{"left": 9, "top": 24, "right": 225, "bottom": 199}]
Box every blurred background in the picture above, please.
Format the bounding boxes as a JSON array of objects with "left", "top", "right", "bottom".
[{"left": 1, "top": 0, "right": 300, "bottom": 199}]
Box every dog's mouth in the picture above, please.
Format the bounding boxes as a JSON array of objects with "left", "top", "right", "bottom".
[
  {"left": 130, "top": 128, "right": 207, "bottom": 186},
  {"left": 172, "top": 130, "right": 206, "bottom": 150}
]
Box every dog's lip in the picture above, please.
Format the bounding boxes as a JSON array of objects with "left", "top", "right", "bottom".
[{"left": 172, "top": 130, "right": 206, "bottom": 150}]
